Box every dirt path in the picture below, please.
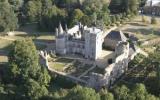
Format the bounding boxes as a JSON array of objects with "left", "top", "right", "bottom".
[{"left": 0, "top": 36, "right": 15, "bottom": 41}]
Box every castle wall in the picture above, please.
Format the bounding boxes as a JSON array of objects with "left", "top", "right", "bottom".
[
  {"left": 87, "top": 42, "right": 130, "bottom": 89},
  {"left": 66, "top": 40, "right": 85, "bottom": 55},
  {"left": 104, "top": 38, "right": 118, "bottom": 50}
]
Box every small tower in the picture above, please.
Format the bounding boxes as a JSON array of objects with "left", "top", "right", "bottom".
[
  {"left": 58, "top": 23, "right": 64, "bottom": 35},
  {"left": 65, "top": 24, "right": 68, "bottom": 33},
  {"left": 55, "top": 23, "right": 66, "bottom": 55}
]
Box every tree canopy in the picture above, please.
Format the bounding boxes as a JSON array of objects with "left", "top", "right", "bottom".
[{"left": 0, "top": 0, "right": 18, "bottom": 32}]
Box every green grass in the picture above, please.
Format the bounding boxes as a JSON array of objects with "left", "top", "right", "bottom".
[
  {"left": 49, "top": 62, "right": 66, "bottom": 71},
  {"left": 56, "top": 58, "right": 73, "bottom": 64},
  {"left": 48, "top": 57, "right": 74, "bottom": 72},
  {"left": 0, "top": 56, "right": 8, "bottom": 63},
  {"left": 36, "top": 35, "right": 55, "bottom": 40},
  {"left": 0, "top": 39, "right": 13, "bottom": 49}
]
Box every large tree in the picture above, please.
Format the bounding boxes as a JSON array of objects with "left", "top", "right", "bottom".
[
  {"left": 100, "top": 89, "right": 114, "bottom": 100},
  {"left": 24, "top": 0, "right": 42, "bottom": 22},
  {"left": 66, "top": 85, "right": 101, "bottom": 100},
  {"left": 7, "top": 38, "right": 51, "bottom": 99},
  {"left": 9, "top": 38, "right": 39, "bottom": 80},
  {"left": 113, "top": 85, "right": 130, "bottom": 100},
  {"left": 70, "top": 9, "right": 84, "bottom": 27},
  {"left": 0, "top": 0, "right": 18, "bottom": 32},
  {"left": 109, "top": 0, "right": 139, "bottom": 14}
]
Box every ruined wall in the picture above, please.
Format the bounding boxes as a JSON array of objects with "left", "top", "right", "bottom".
[{"left": 87, "top": 42, "right": 130, "bottom": 89}]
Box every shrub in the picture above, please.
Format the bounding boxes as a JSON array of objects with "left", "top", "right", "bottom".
[
  {"left": 142, "top": 16, "right": 147, "bottom": 23},
  {"left": 151, "top": 17, "right": 158, "bottom": 24}
]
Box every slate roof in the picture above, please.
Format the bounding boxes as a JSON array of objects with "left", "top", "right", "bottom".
[{"left": 106, "top": 31, "right": 127, "bottom": 42}]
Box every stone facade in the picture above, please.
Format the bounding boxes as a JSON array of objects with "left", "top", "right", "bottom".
[{"left": 55, "top": 23, "right": 103, "bottom": 60}]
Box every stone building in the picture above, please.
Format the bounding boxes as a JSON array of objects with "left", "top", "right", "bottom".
[
  {"left": 56, "top": 23, "right": 103, "bottom": 60},
  {"left": 54, "top": 23, "right": 139, "bottom": 89},
  {"left": 104, "top": 31, "right": 127, "bottom": 50}
]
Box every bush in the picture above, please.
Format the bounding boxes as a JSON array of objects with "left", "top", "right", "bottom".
[
  {"left": 116, "top": 22, "right": 121, "bottom": 26},
  {"left": 151, "top": 17, "right": 158, "bottom": 24},
  {"left": 142, "top": 16, "right": 147, "bottom": 23}
]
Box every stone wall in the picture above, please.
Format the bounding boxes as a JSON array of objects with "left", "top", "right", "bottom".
[{"left": 87, "top": 42, "right": 130, "bottom": 89}]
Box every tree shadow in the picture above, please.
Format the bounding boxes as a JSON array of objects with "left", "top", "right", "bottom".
[{"left": 17, "top": 23, "right": 54, "bottom": 36}]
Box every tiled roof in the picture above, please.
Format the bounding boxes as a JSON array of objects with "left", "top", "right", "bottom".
[{"left": 106, "top": 31, "right": 127, "bottom": 42}]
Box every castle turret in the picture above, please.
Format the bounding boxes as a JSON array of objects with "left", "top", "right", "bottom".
[
  {"left": 55, "top": 28, "right": 59, "bottom": 37},
  {"left": 58, "top": 23, "right": 64, "bottom": 35},
  {"left": 65, "top": 24, "right": 68, "bottom": 32}
]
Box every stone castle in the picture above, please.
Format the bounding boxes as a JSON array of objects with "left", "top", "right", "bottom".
[
  {"left": 46, "top": 23, "right": 138, "bottom": 89},
  {"left": 55, "top": 23, "right": 103, "bottom": 60},
  {"left": 55, "top": 23, "right": 127, "bottom": 61}
]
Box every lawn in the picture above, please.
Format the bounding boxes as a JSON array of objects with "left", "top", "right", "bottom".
[
  {"left": 48, "top": 57, "right": 74, "bottom": 72},
  {"left": 0, "top": 56, "right": 8, "bottom": 63},
  {"left": 0, "top": 39, "right": 13, "bottom": 50},
  {"left": 64, "top": 61, "right": 92, "bottom": 77},
  {"left": 56, "top": 58, "right": 73, "bottom": 64},
  {"left": 119, "top": 15, "right": 160, "bottom": 40},
  {"left": 49, "top": 62, "right": 66, "bottom": 71},
  {"left": 36, "top": 35, "right": 55, "bottom": 41}
]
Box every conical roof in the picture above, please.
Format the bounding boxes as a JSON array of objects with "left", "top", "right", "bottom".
[{"left": 58, "top": 23, "right": 64, "bottom": 34}]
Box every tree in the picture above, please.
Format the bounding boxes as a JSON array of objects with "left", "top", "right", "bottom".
[
  {"left": 100, "top": 89, "right": 114, "bottom": 100},
  {"left": 8, "top": 0, "right": 24, "bottom": 11},
  {"left": 109, "top": 0, "right": 123, "bottom": 13},
  {"left": 25, "top": 0, "right": 42, "bottom": 22},
  {"left": 128, "top": 0, "right": 139, "bottom": 15},
  {"left": 109, "top": 0, "right": 139, "bottom": 15},
  {"left": 9, "top": 38, "right": 39, "bottom": 82},
  {"left": 151, "top": 17, "right": 158, "bottom": 24},
  {"left": 148, "top": 45, "right": 160, "bottom": 92},
  {"left": 83, "top": 0, "right": 104, "bottom": 15},
  {"left": 81, "top": 15, "right": 92, "bottom": 26},
  {"left": 139, "top": 0, "right": 147, "bottom": 7},
  {"left": 70, "top": 9, "right": 84, "bottom": 27},
  {"left": 130, "top": 83, "right": 147, "bottom": 100},
  {"left": 0, "top": 1, "right": 18, "bottom": 32},
  {"left": 39, "top": 5, "right": 67, "bottom": 31},
  {"left": 113, "top": 85, "right": 130, "bottom": 100},
  {"left": 7, "top": 39, "right": 51, "bottom": 99},
  {"left": 66, "top": 85, "right": 101, "bottom": 100},
  {"left": 25, "top": 79, "right": 48, "bottom": 100}
]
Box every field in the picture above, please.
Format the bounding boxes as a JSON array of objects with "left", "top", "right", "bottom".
[{"left": 119, "top": 15, "right": 160, "bottom": 40}]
